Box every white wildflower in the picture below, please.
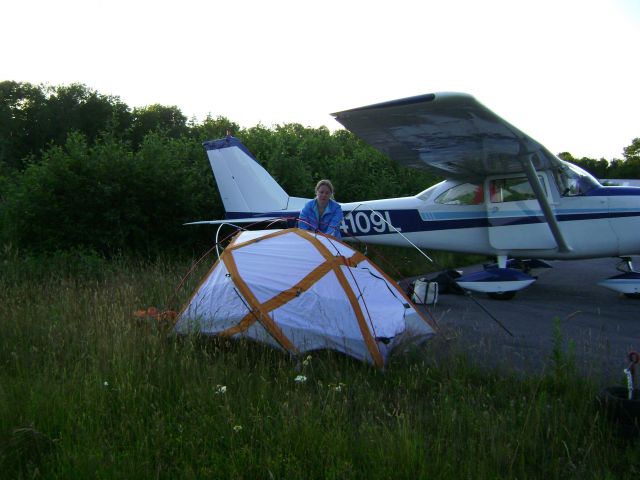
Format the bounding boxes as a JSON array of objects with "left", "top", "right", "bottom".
[
  {"left": 302, "top": 355, "right": 312, "bottom": 366},
  {"left": 294, "top": 375, "right": 307, "bottom": 383},
  {"left": 233, "top": 425, "right": 243, "bottom": 433},
  {"left": 103, "top": 381, "right": 109, "bottom": 387},
  {"left": 215, "top": 385, "right": 227, "bottom": 395}
]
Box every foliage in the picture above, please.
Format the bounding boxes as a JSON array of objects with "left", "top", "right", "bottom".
[
  {"left": 238, "top": 124, "right": 438, "bottom": 200},
  {"left": 558, "top": 152, "right": 611, "bottom": 179},
  {"left": 559, "top": 140, "right": 640, "bottom": 179},
  {"left": 188, "top": 114, "right": 240, "bottom": 143},
  {"left": 0, "top": 81, "right": 131, "bottom": 170},
  {"left": 1, "top": 132, "right": 217, "bottom": 255},
  {"left": 128, "top": 104, "right": 188, "bottom": 149},
  {"left": 623, "top": 138, "right": 640, "bottom": 163}
]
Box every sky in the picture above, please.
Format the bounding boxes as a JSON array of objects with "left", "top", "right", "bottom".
[{"left": 3, "top": 0, "right": 639, "bottom": 160}]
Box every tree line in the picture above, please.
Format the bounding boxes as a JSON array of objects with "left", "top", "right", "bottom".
[
  {"left": 1, "top": 81, "right": 638, "bottom": 257},
  {"left": 0, "top": 81, "right": 440, "bottom": 256},
  {"left": 559, "top": 142, "right": 640, "bottom": 180}
]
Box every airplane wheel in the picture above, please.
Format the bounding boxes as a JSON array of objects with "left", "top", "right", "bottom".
[
  {"left": 624, "top": 293, "right": 640, "bottom": 299},
  {"left": 487, "top": 291, "right": 517, "bottom": 300}
]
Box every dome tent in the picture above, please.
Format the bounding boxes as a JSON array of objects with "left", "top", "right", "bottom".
[{"left": 175, "top": 228, "right": 435, "bottom": 368}]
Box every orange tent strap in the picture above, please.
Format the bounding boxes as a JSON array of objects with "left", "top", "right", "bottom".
[
  {"left": 218, "top": 312, "right": 259, "bottom": 338},
  {"left": 260, "top": 261, "right": 335, "bottom": 312},
  {"left": 225, "top": 228, "right": 291, "bottom": 252},
  {"left": 346, "top": 250, "right": 368, "bottom": 267},
  {"left": 296, "top": 230, "right": 384, "bottom": 368},
  {"left": 222, "top": 249, "right": 299, "bottom": 354},
  {"left": 219, "top": 256, "right": 339, "bottom": 339}
]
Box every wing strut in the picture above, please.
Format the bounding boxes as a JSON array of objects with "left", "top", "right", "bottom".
[{"left": 521, "top": 154, "right": 572, "bottom": 253}]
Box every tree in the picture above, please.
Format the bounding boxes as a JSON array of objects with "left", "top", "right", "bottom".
[
  {"left": 128, "top": 104, "right": 188, "bottom": 148},
  {"left": 604, "top": 138, "right": 640, "bottom": 179},
  {"left": 623, "top": 138, "right": 640, "bottom": 163},
  {"left": 0, "top": 131, "right": 219, "bottom": 255},
  {"left": 0, "top": 81, "right": 48, "bottom": 170},
  {"left": 0, "top": 81, "right": 131, "bottom": 170},
  {"left": 188, "top": 114, "right": 240, "bottom": 143},
  {"left": 45, "top": 83, "right": 131, "bottom": 146}
]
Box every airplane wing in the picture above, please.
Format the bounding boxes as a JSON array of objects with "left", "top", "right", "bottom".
[
  {"left": 184, "top": 217, "right": 289, "bottom": 226},
  {"left": 332, "top": 92, "right": 562, "bottom": 178},
  {"left": 333, "top": 92, "right": 572, "bottom": 252}
]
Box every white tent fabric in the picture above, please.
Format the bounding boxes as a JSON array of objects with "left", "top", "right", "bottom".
[{"left": 175, "top": 228, "right": 435, "bottom": 367}]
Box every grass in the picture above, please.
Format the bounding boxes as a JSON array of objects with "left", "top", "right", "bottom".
[
  {"left": 1, "top": 250, "right": 638, "bottom": 479},
  {"left": 345, "top": 242, "right": 486, "bottom": 281}
]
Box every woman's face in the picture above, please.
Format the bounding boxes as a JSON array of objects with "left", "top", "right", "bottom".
[{"left": 316, "top": 185, "right": 332, "bottom": 207}]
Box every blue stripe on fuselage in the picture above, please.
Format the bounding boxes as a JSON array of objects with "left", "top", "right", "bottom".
[
  {"left": 587, "top": 186, "right": 640, "bottom": 196},
  {"left": 225, "top": 208, "right": 640, "bottom": 236}
]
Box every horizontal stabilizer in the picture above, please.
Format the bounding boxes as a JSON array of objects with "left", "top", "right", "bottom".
[{"left": 184, "top": 217, "right": 289, "bottom": 226}]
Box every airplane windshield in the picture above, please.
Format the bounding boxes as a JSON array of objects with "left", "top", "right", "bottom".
[
  {"left": 435, "top": 182, "right": 484, "bottom": 205},
  {"left": 554, "top": 161, "right": 601, "bottom": 196}
]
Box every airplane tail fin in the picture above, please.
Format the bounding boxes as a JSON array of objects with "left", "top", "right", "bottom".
[{"left": 203, "top": 136, "right": 301, "bottom": 218}]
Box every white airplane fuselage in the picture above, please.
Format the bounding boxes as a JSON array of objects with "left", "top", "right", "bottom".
[{"left": 334, "top": 175, "right": 640, "bottom": 260}]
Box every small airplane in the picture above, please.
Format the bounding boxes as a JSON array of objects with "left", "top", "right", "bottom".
[{"left": 189, "top": 92, "right": 640, "bottom": 299}]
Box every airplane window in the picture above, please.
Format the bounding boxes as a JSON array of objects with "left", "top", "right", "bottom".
[
  {"left": 555, "top": 161, "right": 600, "bottom": 196},
  {"left": 435, "top": 182, "right": 484, "bottom": 205},
  {"left": 490, "top": 176, "right": 546, "bottom": 203}
]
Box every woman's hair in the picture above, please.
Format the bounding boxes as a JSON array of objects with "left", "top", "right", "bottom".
[{"left": 315, "top": 179, "right": 334, "bottom": 195}]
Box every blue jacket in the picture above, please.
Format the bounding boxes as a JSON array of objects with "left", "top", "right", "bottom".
[{"left": 298, "top": 199, "right": 343, "bottom": 238}]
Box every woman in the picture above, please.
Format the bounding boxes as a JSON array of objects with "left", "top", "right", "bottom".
[{"left": 298, "top": 179, "right": 344, "bottom": 238}]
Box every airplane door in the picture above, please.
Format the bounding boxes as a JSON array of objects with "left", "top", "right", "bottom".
[
  {"left": 557, "top": 195, "right": 618, "bottom": 256},
  {"left": 486, "top": 174, "right": 557, "bottom": 250},
  {"left": 608, "top": 193, "right": 640, "bottom": 255}
]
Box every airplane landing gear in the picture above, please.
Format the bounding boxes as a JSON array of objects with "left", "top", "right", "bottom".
[
  {"left": 620, "top": 256, "right": 637, "bottom": 273},
  {"left": 455, "top": 261, "right": 536, "bottom": 300},
  {"left": 487, "top": 291, "right": 517, "bottom": 300},
  {"left": 598, "top": 256, "right": 640, "bottom": 298}
]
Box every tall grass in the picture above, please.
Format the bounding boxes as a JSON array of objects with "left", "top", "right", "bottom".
[
  {"left": 348, "top": 242, "right": 486, "bottom": 280},
  {"left": 1, "top": 252, "right": 638, "bottom": 479}
]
